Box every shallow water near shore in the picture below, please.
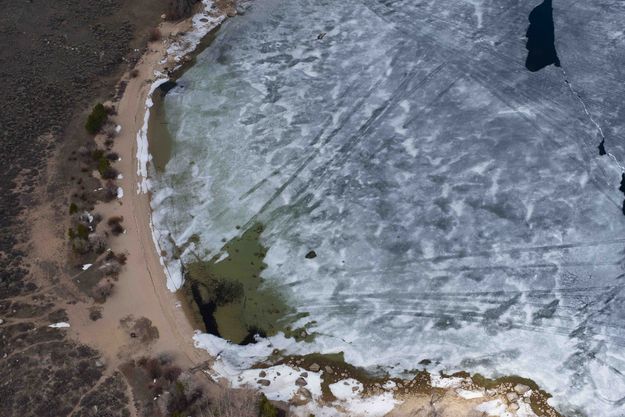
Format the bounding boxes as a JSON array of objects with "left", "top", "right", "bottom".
[{"left": 150, "top": 0, "right": 625, "bottom": 415}]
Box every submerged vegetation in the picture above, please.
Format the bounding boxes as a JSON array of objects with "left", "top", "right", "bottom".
[{"left": 182, "top": 223, "right": 296, "bottom": 344}]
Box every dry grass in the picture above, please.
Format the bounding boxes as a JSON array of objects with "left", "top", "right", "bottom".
[{"left": 206, "top": 389, "right": 259, "bottom": 417}]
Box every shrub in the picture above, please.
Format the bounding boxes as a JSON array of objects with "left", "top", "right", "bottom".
[
  {"left": 97, "top": 157, "right": 111, "bottom": 176},
  {"left": 89, "top": 307, "right": 102, "bottom": 321},
  {"left": 103, "top": 181, "right": 118, "bottom": 202},
  {"left": 71, "top": 237, "right": 90, "bottom": 254},
  {"left": 85, "top": 103, "right": 108, "bottom": 134},
  {"left": 258, "top": 394, "right": 278, "bottom": 417},
  {"left": 130, "top": 69, "right": 140, "bottom": 78},
  {"left": 101, "top": 123, "right": 118, "bottom": 139},
  {"left": 75, "top": 223, "right": 90, "bottom": 240},
  {"left": 107, "top": 216, "right": 124, "bottom": 226},
  {"left": 69, "top": 202, "right": 78, "bottom": 214},
  {"left": 101, "top": 166, "right": 119, "bottom": 180},
  {"left": 88, "top": 234, "right": 107, "bottom": 254},
  {"left": 92, "top": 279, "right": 114, "bottom": 302},
  {"left": 100, "top": 261, "right": 121, "bottom": 277},
  {"left": 148, "top": 27, "right": 162, "bottom": 42},
  {"left": 163, "top": 365, "right": 182, "bottom": 382}
]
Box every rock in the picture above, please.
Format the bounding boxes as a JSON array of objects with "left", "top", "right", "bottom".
[
  {"left": 324, "top": 366, "right": 334, "bottom": 374},
  {"left": 300, "top": 372, "right": 308, "bottom": 377},
  {"left": 290, "top": 387, "right": 312, "bottom": 406},
  {"left": 0, "top": 319, "right": 3, "bottom": 325},
  {"left": 160, "top": 14, "right": 166, "bottom": 19},
  {"left": 514, "top": 384, "right": 530, "bottom": 395},
  {"left": 95, "top": 359, "right": 105, "bottom": 368},
  {"left": 309, "top": 363, "right": 320, "bottom": 372},
  {"left": 305, "top": 250, "right": 317, "bottom": 259},
  {"left": 509, "top": 403, "right": 520, "bottom": 411},
  {"left": 259, "top": 370, "right": 267, "bottom": 378},
  {"left": 317, "top": 32, "right": 326, "bottom": 40},
  {"left": 295, "top": 377, "right": 308, "bottom": 386},
  {"left": 257, "top": 379, "right": 271, "bottom": 386},
  {"left": 506, "top": 392, "right": 519, "bottom": 402}
]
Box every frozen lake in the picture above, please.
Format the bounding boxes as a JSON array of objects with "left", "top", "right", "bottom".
[{"left": 151, "top": 0, "right": 625, "bottom": 415}]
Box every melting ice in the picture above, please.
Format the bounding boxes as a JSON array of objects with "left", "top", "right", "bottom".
[{"left": 151, "top": 0, "right": 625, "bottom": 415}]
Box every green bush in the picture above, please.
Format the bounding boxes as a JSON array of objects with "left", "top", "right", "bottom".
[
  {"left": 76, "top": 223, "right": 90, "bottom": 240},
  {"left": 97, "top": 156, "right": 111, "bottom": 176},
  {"left": 69, "top": 203, "right": 78, "bottom": 214},
  {"left": 85, "top": 103, "right": 108, "bottom": 134}
]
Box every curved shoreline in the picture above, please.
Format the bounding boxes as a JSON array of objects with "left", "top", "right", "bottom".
[{"left": 66, "top": 1, "right": 229, "bottom": 371}]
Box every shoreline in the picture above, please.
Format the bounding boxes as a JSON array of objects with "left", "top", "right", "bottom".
[{"left": 65, "top": 2, "right": 229, "bottom": 371}]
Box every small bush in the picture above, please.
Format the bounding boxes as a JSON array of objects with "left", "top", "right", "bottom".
[
  {"left": 107, "top": 216, "right": 124, "bottom": 226},
  {"left": 100, "top": 261, "right": 121, "bottom": 277},
  {"left": 69, "top": 202, "right": 78, "bottom": 214},
  {"left": 258, "top": 394, "right": 278, "bottom": 417},
  {"left": 89, "top": 307, "right": 102, "bottom": 321},
  {"left": 130, "top": 69, "right": 140, "bottom": 78},
  {"left": 107, "top": 216, "right": 125, "bottom": 235},
  {"left": 89, "top": 234, "right": 107, "bottom": 254},
  {"left": 106, "top": 152, "right": 119, "bottom": 161},
  {"left": 75, "top": 223, "right": 90, "bottom": 240},
  {"left": 101, "top": 123, "right": 118, "bottom": 139},
  {"left": 91, "top": 149, "right": 105, "bottom": 161},
  {"left": 101, "top": 166, "right": 119, "bottom": 180},
  {"left": 148, "top": 27, "right": 162, "bottom": 42},
  {"left": 92, "top": 279, "right": 114, "bottom": 302},
  {"left": 85, "top": 103, "right": 108, "bottom": 134},
  {"left": 71, "top": 237, "right": 90, "bottom": 254},
  {"left": 103, "top": 181, "right": 118, "bottom": 202},
  {"left": 97, "top": 157, "right": 111, "bottom": 176}
]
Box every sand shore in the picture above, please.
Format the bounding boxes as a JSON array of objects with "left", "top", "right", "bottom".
[{"left": 64, "top": 12, "right": 219, "bottom": 372}]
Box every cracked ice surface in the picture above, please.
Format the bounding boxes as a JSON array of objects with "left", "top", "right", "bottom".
[{"left": 151, "top": 0, "right": 625, "bottom": 415}]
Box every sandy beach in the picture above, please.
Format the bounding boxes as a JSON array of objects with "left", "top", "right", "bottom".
[{"left": 64, "top": 15, "right": 217, "bottom": 371}]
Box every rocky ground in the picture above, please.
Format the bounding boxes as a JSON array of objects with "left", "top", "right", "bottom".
[{"left": 0, "top": 1, "right": 169, "bottom": 416}]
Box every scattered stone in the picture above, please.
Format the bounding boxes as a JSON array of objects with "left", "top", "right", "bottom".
[
  {"left": 309, "top": 363, "right": 320, "bottom": 372},
  {"left": 305, "top": 250, "right": 317, "bottom": 259},
  {"left": 295, "top": 377, "right": 308, "bottom": 386},
  {"left": 317, "top": 32, "right": 326, "bottom": 40},
  {"left": 514, "top": 384, "right": 530, "bottom": 395},
  {"left": 506, "top": 392, "right": 519, "bottom": 402},
  {"left": 509, "top": 403, "right": 520, "bottom": 411},
  {"left": 324, "top": 366, "right": 333, "bottom": 374},
  {"left": 300, "top": 372, "right": 308, "bottom": 378},
  {"left": 257, "top": 379, "right": 271, "bottom": 386},
  {"left": 259, "top": 371, "right": 267, "bottom": 378},
  {"left": 95, "top": 359, "right": 105, "bottom": 368}
]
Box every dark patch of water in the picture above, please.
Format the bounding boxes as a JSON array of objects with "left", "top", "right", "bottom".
[
  {"left": 525, "top": 0, "right": 560, "bottom": 72},
  {"left": 189, "top": 282, "right": 221, "bottom": 337},
  {"left": 156, "top": 80, "right": 179, "bottom": 96},
  {"left": 598, "top": 139, "right": 607, "bottom": 156}
]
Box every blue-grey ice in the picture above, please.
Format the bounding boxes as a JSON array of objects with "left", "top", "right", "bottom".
[{"left": 151, "top": 0, "right": 625, "bottom": 415}]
